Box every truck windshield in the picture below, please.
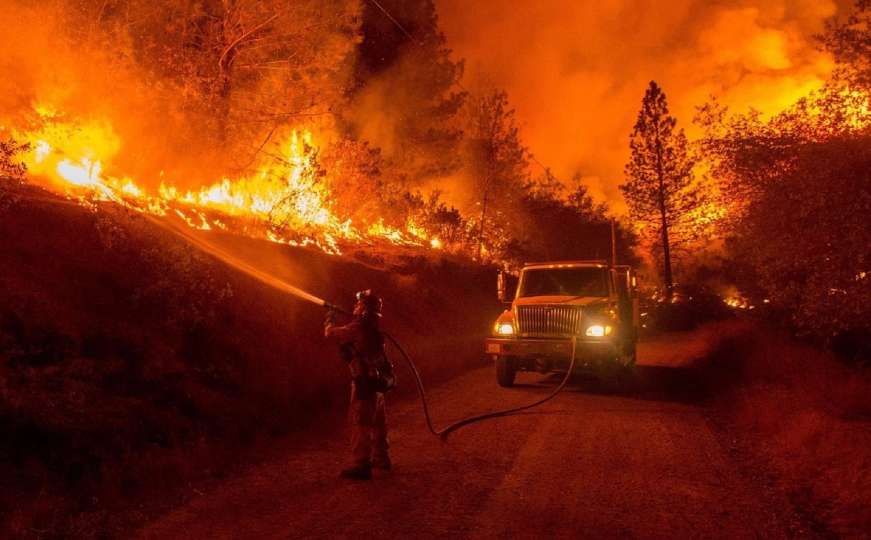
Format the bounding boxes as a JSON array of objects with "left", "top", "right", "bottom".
[{"left": 518, "top": 267, "right": 609, "bottom": 298}]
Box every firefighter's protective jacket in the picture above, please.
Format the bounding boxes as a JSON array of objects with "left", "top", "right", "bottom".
[{"left": 325, "top": 317, "right": 386, "bottom": 399}]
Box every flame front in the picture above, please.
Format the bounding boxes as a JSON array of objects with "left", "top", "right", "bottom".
[{"left": 13, "top": 105, "right": 441, "bottom": 254}]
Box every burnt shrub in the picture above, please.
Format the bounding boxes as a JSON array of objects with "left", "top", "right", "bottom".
[{"left": 644, "top": 287, "right": 733, "bottom": 333}]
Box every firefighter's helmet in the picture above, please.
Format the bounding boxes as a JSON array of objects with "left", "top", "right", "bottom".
[{"left": 355, "top": 289, "right": 382, "bottom": 317}]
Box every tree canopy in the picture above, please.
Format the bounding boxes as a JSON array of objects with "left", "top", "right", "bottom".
[{"left": 621, "top": 81, "right": 701, "bottom": 295}]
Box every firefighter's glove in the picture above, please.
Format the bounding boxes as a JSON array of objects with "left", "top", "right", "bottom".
[{"left": 324, "top": 308, "right": 337, "bottom": 326}]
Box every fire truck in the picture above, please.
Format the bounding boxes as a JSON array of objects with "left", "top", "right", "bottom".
[{"left": 484, "top": 261, "right": 639, "bottom": 387}]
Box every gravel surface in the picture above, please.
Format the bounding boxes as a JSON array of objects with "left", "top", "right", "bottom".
[{"left": 137, "top": 334, "right": 808, "bottom": 539}]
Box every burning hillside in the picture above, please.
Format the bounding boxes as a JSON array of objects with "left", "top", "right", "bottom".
[
  {"left": 1, "top": 1, "right": 870, "bottom": 538},
  {"left": 11, "top": 106, "right": 440, "bottom": 255},
  {"left": 0, "top": 0, "right": 646, "bottom": 269},
  {"left": 0, "top": 1, "right": 461, "bottom": 263}
]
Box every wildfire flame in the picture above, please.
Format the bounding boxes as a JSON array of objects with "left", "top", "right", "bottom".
[{"left": 13, "top": 104, "right": 442, "bottom": 255}]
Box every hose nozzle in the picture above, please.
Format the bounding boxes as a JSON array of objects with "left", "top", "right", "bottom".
[{"left": 323, "top": 301, "right": 351, "bottom": 315}]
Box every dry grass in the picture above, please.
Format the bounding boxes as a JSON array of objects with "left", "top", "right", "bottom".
[{"left": 697, "top": 322, "right": 871, "bottom": 538}]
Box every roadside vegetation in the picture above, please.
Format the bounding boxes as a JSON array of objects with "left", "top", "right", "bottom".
[
  {"left": 692, "top": 320, "right": 871, "bottom": 538},
  {"left": 0, "top": 187, "right": 500, "bottom": 537},
  {"left": 633, "top": 2, "right": 871, "bottom": 358}
]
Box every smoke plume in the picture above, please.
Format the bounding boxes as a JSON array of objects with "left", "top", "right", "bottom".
[{"left": 436, "top": 0, "right": 846, "bottom": 209}]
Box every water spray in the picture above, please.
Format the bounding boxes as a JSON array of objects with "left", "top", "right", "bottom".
[
  {"left": 143, "top": 214, "right": 345, "bottom": 312},
  {"left": 146, "top": 214, "right": 575, "bottom": 439}
]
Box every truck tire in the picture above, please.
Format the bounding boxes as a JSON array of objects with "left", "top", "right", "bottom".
[{"left": 496, "top": 356, "right": 516, "bottom": 387}]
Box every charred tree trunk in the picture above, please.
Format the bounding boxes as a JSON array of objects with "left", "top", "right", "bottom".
[
  {"left": 658, "top": 187, "right": 673, "bottom": 298},
  {"left": 476, "top": 138, "right": 496, "bottom": 261},
  {"left": 216, "top": 1, "right": 238, "bottom": 145},
  {"left": 477, "top": 175, "right": 490, "bottom": 261},
  {"left": 654, "top": 133, "right": 674, "bottom": 299}
]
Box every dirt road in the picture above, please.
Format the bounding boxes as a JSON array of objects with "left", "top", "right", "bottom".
[{"left": 137, "top": 331, "right": 805, "bottom": 539}]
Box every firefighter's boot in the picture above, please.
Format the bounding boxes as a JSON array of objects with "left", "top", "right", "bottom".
[{"left": 339, "top": 464, "right": 372, "bottom": 480}]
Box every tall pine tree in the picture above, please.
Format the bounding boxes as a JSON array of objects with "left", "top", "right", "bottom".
[
  {"left": 465, "top": 90, "right": 529, "bottom": 260},
  {"left": 350, "top": 0, "right": 465, "bottom": 182},
  {"left": 620, "top": 81, "right": 699, "bottom": 298}
]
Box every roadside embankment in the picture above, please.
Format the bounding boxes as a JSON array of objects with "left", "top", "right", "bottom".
[
  {"left": 693, "top": 320, "right": 871, "bottom": 538},
  {"left": 0, "top": 186, "right": 501, "bottom": 537}
]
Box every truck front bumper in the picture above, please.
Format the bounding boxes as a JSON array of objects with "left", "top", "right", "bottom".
[{"left": 484, "top": 337, "right": 619, "bottom": 370}]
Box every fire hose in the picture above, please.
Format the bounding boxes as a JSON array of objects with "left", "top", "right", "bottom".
[
  {"left": 325, "top": 303, "right": 577, "bottom": 439},
  {"left": 145, "top": 214, "right": 577, "bottom": 439},
  {"left": 384, "top": 333, "right": 576, "bottom": 439}
]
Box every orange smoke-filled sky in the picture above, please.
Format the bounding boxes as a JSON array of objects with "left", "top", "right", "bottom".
[{"left": 436, "top": 0, "right": 847, "bottom": 208}]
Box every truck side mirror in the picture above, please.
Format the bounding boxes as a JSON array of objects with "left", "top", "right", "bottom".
[{"left": 497, "top": 271, "right": 518, "bottom": 304}]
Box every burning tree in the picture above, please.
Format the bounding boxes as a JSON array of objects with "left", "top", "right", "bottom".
[
  {"left": 1, "top": 0, "right": 639, "bottom": 266},
  {"left": 350, "top": 0, "right": 466, "bottom": 182},
  {"left": 824, "top": 0, "right": 871, "bottom": 92},
  {"left": 464, "top": 90, "right": 529, "bottom": 261},
  {"left": 697, "top": 16, "right": 871, "bottom": 342},
  {"left": 76, "top": 0, "right": 362, "bottom": 171},
  {"left": 621, "top": 81, "right": 702, "bottom": 298},
  {"left": 0, "top": 136, "right": 29, "bottom": 210},
  {"left": 700, "top": 102, "right": 871, "bottom": 340},
  {"left": 0, "top": 136, "right": 28, "bottom": 180}
]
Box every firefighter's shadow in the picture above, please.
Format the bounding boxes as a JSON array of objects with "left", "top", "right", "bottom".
[{"left": 512, "top": 365, "right": 705, "bottom": 404}]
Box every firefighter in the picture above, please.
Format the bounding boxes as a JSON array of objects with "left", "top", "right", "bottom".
[{"left": 324, "top": 290, "right": 393, "bottom": 480}]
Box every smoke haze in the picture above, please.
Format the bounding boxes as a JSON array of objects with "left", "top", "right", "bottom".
[
  {"left": 436, "top": 0, "right": 847, "bottom": 208},
  {"left": 0, "top": 0, "right": 850, "bottom": 214},
  {"left": 0, "top": 3, "right": 189, "bottom": 186}
]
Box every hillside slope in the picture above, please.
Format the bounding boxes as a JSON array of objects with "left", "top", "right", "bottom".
[{"left": 0, "top": 186, "right": 500, "bottom": 536}]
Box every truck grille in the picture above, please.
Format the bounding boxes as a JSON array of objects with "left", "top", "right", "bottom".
[{"left": 516, "top": 305, "right": 582, "bottom": 337}]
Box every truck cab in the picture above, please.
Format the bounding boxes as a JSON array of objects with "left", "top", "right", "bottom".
[{"left": 485, "top": 261, "right": 638, "bottom": 387}]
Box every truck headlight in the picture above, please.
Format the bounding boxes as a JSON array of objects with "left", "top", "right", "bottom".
[
  {"left": 585, "top": 324, "right": 612, "bottom": 337},
  {"left": 495, "top": 322, "right": 514, "bottom": 336}
]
